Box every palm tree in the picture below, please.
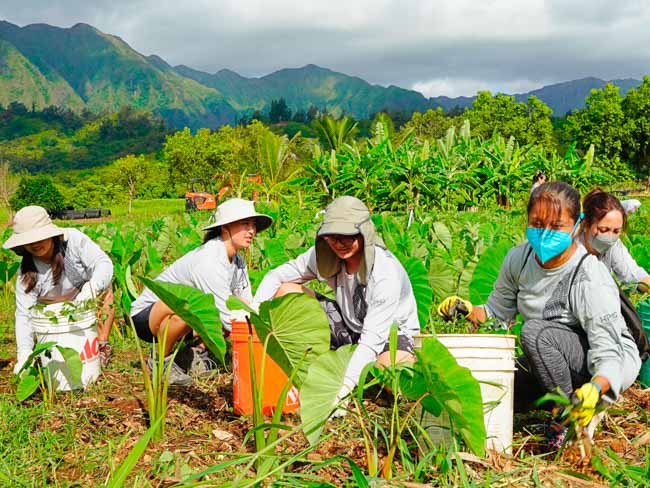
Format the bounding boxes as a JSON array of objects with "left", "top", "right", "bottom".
[{"left": 313, "top": 115, "right": 358, "bottom": 152}]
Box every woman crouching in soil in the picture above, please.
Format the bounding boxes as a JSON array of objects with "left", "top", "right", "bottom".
[
  {"left": 4, "top": 205, "right": 115, "bottom": 373},
  {"left": 129, "top": 198, "right": 273, "bottom": 386},
  {"left": 438, "top": 181, "right": 641, "bottom": 449}
]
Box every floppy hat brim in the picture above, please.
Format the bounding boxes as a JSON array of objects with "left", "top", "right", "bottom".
[
  {"left": 203, "top": 213, "right": 273, "bottom": 233},
  {"left": 3, "top": 224, "right": 64, "bottom": 250},
  {"left": 317, "top": 221, "right": 361, "bottom": 237}
]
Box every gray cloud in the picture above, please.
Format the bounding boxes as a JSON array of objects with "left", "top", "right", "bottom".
[{"left": 1, "top": 0, "right": 649, "bottom": 97}]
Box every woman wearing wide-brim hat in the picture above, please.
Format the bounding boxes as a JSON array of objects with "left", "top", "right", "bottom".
[
  {"left": 4, "top": 206, "right": 115, "bottom": 373},
  {"left": 130, "top": 198, "right": 273, "bottom": 386}
]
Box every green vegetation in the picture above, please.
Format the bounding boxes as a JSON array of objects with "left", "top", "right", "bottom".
[{"left": 0, "top": 201, "right": 648, "bottom": 485}]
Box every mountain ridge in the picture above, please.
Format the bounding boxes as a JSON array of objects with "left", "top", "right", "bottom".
[{"left": 0, "top": 20, "right": 643, "bottom": 127}]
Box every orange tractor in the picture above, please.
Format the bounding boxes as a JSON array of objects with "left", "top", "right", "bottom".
[{"left": 185, "top": 175, "right": 261, "bottom": 211}]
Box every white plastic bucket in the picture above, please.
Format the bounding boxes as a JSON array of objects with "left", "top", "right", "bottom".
[
  {"left": 30, "top": 303, "right": 101, "bottom": 391},
  {"left": 414, "top": 333, "right": 516, "bottom": 454}
]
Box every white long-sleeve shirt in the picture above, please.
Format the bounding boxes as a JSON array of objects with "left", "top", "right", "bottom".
[
  {"left": 254, "top": 245, "right": 420, "bottom": 390},
  {"left": 130, "top": 237, "right": 252, "bottom": 330},
  {"left": 15, "top": 228, "right": 113, "bottom": 360}
]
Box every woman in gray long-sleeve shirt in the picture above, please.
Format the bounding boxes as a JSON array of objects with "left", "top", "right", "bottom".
[
  {"left": 3, "top": 206, "right": 115, "bottom": 372},
  {"left": 438, "top": 182, "right": 641, "bottom": 448},
  {"left": 579, "top": 189, "right": 650, "bottom": 291}
]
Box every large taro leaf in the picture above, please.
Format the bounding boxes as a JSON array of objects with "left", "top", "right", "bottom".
[
  {"left": 432, "top": 221, "right": 453, "bottom": 254},
  {"left": 227, "top": 293, "right": 330, "bottom": 388},
  {"left": 300, "top": 345, "right": 355, "bottom": 446},
  {"left": 428, "top": 257, "right": 455, "bottom": 300},
  {"left": 140, "top": 278, "right": 226, "bottom": 366},
  {"left": 56, "top": 345, "right": 82, "bottom": 387},
  {"left": 469, "top": 241, "right": 511, "bottom": 304},
  {"left": 400, "top": 337, "right": 486, "bottom": 456},
  {"left": 399, "top": 255, "right": 433, "bottom": 329}
]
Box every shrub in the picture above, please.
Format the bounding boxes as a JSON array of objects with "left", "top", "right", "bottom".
[{"left": 10, "top": 175, "right": 66, "bottom": 212}]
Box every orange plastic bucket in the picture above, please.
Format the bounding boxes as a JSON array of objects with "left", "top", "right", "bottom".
[{"left": 231, "top": 320, "right": 300, "bottom": 416}]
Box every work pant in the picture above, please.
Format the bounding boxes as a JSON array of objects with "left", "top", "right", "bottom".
[{"left": 514, "top": 319, "right": 591, "bottom": 412}]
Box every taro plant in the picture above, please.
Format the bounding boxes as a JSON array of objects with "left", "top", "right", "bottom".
[
  {"left": 131, "top": 278, "right": 228, "bottom": 441},
  {"left": 227, "top": 293, "right": 330, "bottom": 477},
  {"left": 299, "top": 330, "right": 486, "bottom": 480},
  {"left": 15, "top": 341, "right": 82, "bottom": 404}
]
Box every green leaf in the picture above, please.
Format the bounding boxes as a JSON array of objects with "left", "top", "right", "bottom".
[
  {"left": 56, "top": 345, "right": 83, "bottom": 386},
  {"left": 229, "top": 293, "right": 330, "bottom": 388},
  {"left": 139, "top": 278, "right": 226, "bottom": 366},
  {"left": 400, "top": 256, "right": 433, "bottom": 329},
  {"left": 300, "top": 345, "right": 355, "bottom": 445},
  {"left": 401, "top": 337, "right": 486, "bottom": 456},
  {"left": 428, "top": 257, "right": 455, "bottom": 300},
  {"left": 16, "top": 373, "right": 39, "bottom": 401},
  {"left": 469, "top": 241, "right": 511, "bottom": 304},
  {"left": 432, "top": 221, "right": 453, "bottom": 254},
  {"left": 16, "top": 341, "right": 57, "bottom": 375}
]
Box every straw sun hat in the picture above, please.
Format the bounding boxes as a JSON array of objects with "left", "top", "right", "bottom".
[
  {"left": 3, "top": 206, "right": 65, "bottom": 250},
  {"left": 203, "top": 198, "right": 273, "bottom": 233}
]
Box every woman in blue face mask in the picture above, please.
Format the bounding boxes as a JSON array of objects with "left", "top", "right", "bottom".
[
  {"left": 580, "top": 189, "right": 650, "bottom": 292},
  {"left": 437, "top": 181, "right": 641, "bottom": 450}
]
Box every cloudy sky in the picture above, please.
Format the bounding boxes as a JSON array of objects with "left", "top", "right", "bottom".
[{"left": 1, "top": 0, "right": 649, "bottom": 97}]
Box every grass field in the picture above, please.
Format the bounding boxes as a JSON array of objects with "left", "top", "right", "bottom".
[{"left": 0, "top": 199, "right": 649, "bottom": 486}]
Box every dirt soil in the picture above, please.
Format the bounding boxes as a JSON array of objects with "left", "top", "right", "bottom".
[{"left": 1, "top": 344, "right": 649, "bottom": 487}]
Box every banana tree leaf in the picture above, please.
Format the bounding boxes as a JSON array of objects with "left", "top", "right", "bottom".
[
  {"left": 227, "top": 293, "right": 330, "bottom": 388},
  {"left": 399, "top": 255, "right": 433, "bottom": 329},
  {"left": 139, "top": 278, "right": 226, "bottom": 366},
  {"left": 400, "top": 337, "right": 486, "bottom": 456},
  {"left": 300, "top": 345, "right": 355, "bottom": 445},
  {"left": 469, "top": 241, "right": 511, "bottom": 304},
  {"left": 56, "top": 345, "right": 83, "bottom": 386}
]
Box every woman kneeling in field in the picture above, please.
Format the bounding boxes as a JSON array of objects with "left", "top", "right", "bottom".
[
  {"left": 580, "top": 189, "right": 650, "bottom": 291},
  {"left": 130, "top": 198, "right": 272, "bottom": 386},
  {"left": 253, "top": 196, "right": 419, "bottom": 412},
  {"left": 4, "top": 206, "right": 116, "bottom": 372},
  {"left": 438, "top": 181, "right": 642, "bottom": 449}
]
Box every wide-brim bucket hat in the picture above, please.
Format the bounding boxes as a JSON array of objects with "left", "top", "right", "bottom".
[
  {"left": 315, "top": 196, "right": 385, "bottom": 285},
  {"left": 3, "top": 205, "right": 65, "bottom": 250},
  {"left": 203, "top": 198, "right": 273, "bottom": 233}
]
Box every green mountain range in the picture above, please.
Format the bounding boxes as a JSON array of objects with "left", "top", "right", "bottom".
[{"left": 0, "top": 20, "right": 643, "bottom": 128}]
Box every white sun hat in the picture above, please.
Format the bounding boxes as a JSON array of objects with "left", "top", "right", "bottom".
[
  {"left": 3, "top": 206, "right": 65, "bottom": 250},
  {"left": 203, "top": 198, "right": 273, "bottom": 233}
]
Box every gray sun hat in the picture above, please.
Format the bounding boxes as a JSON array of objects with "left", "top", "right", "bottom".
[
  {"left": 203, "top": 198, "right": 273, "bottom": 233},
  {"left": 316, "top": 196, "right": 385, "bottom": 285},
  {"left": 3, "top": 206, "right": 65, "bottom": 250}
]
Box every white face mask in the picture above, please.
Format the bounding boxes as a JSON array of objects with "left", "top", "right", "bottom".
[{"left": 589, "top": 233, "right": 619, "bottom": 254}]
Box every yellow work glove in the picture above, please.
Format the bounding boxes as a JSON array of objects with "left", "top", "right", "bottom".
[
  {"left": 570, "top": 382, "right": 601, "bottom": 426},
  {"left": 437, "top": 296, "right": 473, "bottom": 322}
]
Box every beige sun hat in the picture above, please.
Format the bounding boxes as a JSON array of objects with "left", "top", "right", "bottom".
[
  {"left": 203, "top": 198, "right": 273, "bottom": 233},
  {"left": 315, "top": 196, "right": 385, "bottom": 285},
  {"left": 3, "top": 206, "right": 65, "bottom": 250}
]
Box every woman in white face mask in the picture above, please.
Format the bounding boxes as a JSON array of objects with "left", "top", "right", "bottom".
[{"left": 580, "top": 189, "right": 650, "bottom": 292}]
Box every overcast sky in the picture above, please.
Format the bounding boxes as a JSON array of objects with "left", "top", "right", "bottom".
[{"left": 1, "top": 0, "right": 649, "bottom": 98}]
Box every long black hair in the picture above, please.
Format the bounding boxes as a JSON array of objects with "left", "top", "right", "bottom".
[
  {"left": 527, "top": 181, "right": 581, "bottom": 224},
  {"left": 14, "top": 236, "right": 66, "bottom": 294}
]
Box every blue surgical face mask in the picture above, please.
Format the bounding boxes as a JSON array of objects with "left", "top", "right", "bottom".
[{"left": 526, "top": 215, "right": 582, "bottom": 265}]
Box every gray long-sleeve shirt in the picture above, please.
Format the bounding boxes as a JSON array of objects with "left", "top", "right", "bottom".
[
  {"left": 130, "top": 237, "right": 252, "bottom": 330},
  {"left": 598, "top": 240, "right": 649, "bottom": 285},
  {"left": 485, "top": 242, "right": 641, "bottom": 401},
  {"left": 15, "top": 228, "right": 114, "bottom": 360},
  {"left": 253, "top": 246, "right": 420, "bottom": 390}
]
